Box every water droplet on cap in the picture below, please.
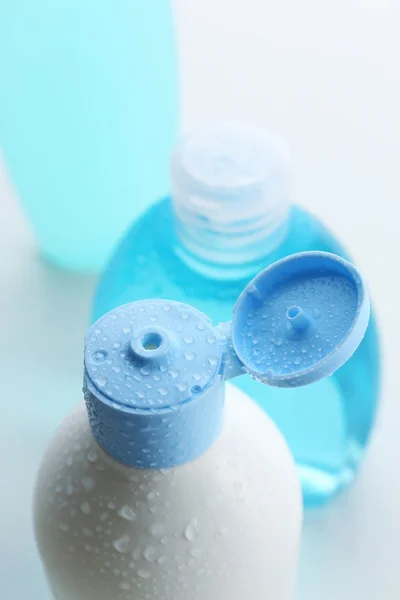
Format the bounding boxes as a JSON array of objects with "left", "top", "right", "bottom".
[{"left": 94, "top": 374, "right": 107, "bottom": 388}]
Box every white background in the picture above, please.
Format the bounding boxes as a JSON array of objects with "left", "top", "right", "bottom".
[{"left": 1, "top": 1, "right": 400, "bottom": 598}]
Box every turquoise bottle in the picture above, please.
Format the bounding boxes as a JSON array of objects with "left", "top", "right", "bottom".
[
  {"left": 92, "top": 123, "right": 380, "bottom": 507},
  {"left": 0, "top": 0, "right": 177, "bottom": 271}
]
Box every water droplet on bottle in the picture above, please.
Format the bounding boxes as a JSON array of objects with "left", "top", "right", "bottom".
[
  {"left": 312, "top": 308, "right": 321, "bottom": 319},
  {"left": 184, "top": 352, "right": 195, "bottom": 361},
  {"left": 143, "top": 546, "right": 157, "bottom": 562},
  {"left": 82, "top": 527, "right": 93, "bottom": 538},
  {"left": 113, "top": 534, "right": 130, "bottom": 553},
  {"left": 196, "top": 322, "right": 205, "bottom": 331},
  {"left": 120, "top": 582, "right": 131, "bottom": 590},
  {"left": 207, "top": 336, "right": 216, "bottom": 344},
  {"left": 190, "top": 548, "right": 201, "bottom": 558},
  {"left": 159, "top": 388, "right": 168, "bottom": 396},
  {"left": 87, "top": 450, "right": 98, "bottom": 463},
  {"left": 293, "top": 357, "right": 301, "bottom": 365},
  {"left": 137, "top": 568, "right": 151, "bottom": 579},
  {"left": 59, "top": 523, "right": 69, "bottom": 532},
  {"left": 184, "top": 336, "right": 194, "bottom": 344},
  {"left": 147, "top": 490, "right": 159, "bottom": 501},
  {"left": 118, "top": 505, "right": 136, "bottom": 521},
  {"left": 184, "top": 518, "right": 199, "bottom": 541},
  {"left": 112, "top": 365, "right": 121, "bottom": 373},
  {"left": 150, "top": 522, "right": 165, "bottom": 537},
  {"left": 100, "top": 511, "right": 109, "bottom": 522},
  {"left": 80, "top": 502, "right": 91, "bottom": 515},
  {"left": 81, "top": 476, "right": 95, "bottom": 492},
  {"left": 123, "top": 327, "right": 132, "bottom": 334},
  {"left": 176, "top": 382, "right": 188, "bottom": 392},
  {"left": 158, "top": 555, "right": 167, "bottom": 564},
  {"left": 208, "top": 356, "right": 218, "bottom": 366}
]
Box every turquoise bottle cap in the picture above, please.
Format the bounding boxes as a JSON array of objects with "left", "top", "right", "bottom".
[{"left": 232, "top": 252, "right": 370, "bottom": 387}]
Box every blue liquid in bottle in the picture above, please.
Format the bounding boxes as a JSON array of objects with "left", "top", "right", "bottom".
[
  {"left": 0, "top": 0, "right": 177, "bottom": 271},
  {"left": 93, "top": 123, "right": 380, "bottom": 507}
]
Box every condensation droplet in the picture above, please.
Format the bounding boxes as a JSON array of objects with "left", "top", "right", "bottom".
[
  {"left": 94, "top": 350, "right": 107, "bottom": 362},
  {"left": 118, "top": 505, "right": 136, "bottom": 521},
  {"left": 59, "top": 523, "right": 69, "bottom": 532},
  {"left": 94, "top": 374, "right": 107, "bottom": 388},
  {"left": 150, "top": 522, "right": 165, "bottom": 537},
  {"left": 120, "top": 582, "right": 131, "bottom": 590},
  {"left": 143, "top": 546, "right": 157, "bottom": 562},
  {"left": 136, "top": 568, "right": 150, "bottom": 579},
  {"left": 184, "top": 352, "right": 195, "bottom": 361},
  {"left": 87, "top": 450, "right": 98, "bottom": 462},
  {"left": 184, "top": 518, "right": 199, "bottom": 541},
  {"left": 80, "top": 502, "right": 92, "bottom": 515},
  {"left": 113, "top": 534, "right": 130, "bottom": 553},
  {"left": 82, "top": 527, "right": 93, "bottom": 538},
  {"left": 82, "top": 476, "right": 95, "bottom": 492}
]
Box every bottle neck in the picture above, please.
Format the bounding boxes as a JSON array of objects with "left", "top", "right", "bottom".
[{"left": 170, "top": 123, "right": 291, "bottom": 281}]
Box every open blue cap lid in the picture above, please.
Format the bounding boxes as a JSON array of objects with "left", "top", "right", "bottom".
[{"left": 231, "top": 251, "right": 370, "bottom": 387}]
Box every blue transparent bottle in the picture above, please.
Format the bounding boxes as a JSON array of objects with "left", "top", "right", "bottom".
[
  {"left": 93, "top": 123, "right": 380, "bottom": 507},
  {"left": 0, "top": 0, "right": 177, "bottom": 271}
]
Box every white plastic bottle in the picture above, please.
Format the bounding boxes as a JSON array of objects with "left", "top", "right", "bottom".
[{"left": 34, "top": 252, "right": 369, "bottom": 600}]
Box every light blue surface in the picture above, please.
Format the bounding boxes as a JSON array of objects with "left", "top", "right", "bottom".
[
  {"left": 0, "top": 0, "right": 178, "bottom": 271},
  {"left": 87, "top": 253, "right": 369, "bottom": 470},
  {"left": 93, "top": 199, "right": 380, "bottom": 505}
]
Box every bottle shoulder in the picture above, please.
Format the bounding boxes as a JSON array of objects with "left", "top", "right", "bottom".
[{"left": 93, "top": 198, "right": 349, "bottom": 322}]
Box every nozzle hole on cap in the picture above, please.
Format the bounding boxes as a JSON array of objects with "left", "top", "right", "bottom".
[
  {"left": 141, "top": 332, "right": 163, "bottom": 351},
  {"left": 286, "top": 306, "right": 300, "bottom": 319}
]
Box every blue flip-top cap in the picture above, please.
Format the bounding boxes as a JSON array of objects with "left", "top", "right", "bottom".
[
  {"left": 84, "top": 300, "right": 224, "bottom": 469},
  {"left": 84, "top": 252, "right": 370, "bottom": 469},
  {"left": 232, "top": 251, "right": 370, "bottom": 387}
]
